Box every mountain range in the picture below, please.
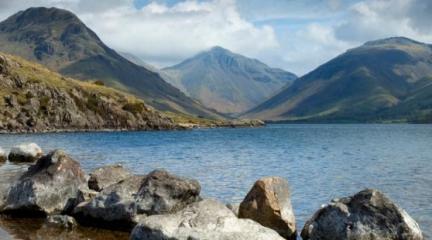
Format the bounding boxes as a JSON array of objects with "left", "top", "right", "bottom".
[
  {"left": 0, "top": 7, "right": 221, "bottom": 119},
  {"left": 0, "top": 7, "right": 431, "bottom": 124},
  {"left": 245, "top": 37, "right": 432, "bottom": 123},
  {"left": 161, "top": 47, "right": 297, "bottom": 114}
]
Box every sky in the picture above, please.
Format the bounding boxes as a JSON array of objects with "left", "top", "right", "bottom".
[{"left": 0, "top": 0, "right": 431, "bottom": 75}]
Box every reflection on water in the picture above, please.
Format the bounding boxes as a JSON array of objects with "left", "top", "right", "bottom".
[
  {"left": 0, "top": 124, "right": 431, "bottom": 239},
  {"left": 0, "top": 217, "right": 128, "bottom": 240}
]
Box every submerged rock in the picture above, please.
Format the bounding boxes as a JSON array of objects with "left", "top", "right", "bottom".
[
  {"left": 130, "top": 198, "right": 286, "bottom": 240},
  {"left": 2, "top": 150, "right": 87, "bottom": 215},
  {"left": 47, "top": 215, "right": 77, "bottom": 229},
  {"left": 74, "top": 169, "right": 201, "bottom": 230},
  {"left": 239, "top": 176, "right": 296, "bottom": 240},
  {"left": 88, "top": 164, "right": 132, "bottom": 191},
  {"left": 301, "top": 189, "right": 423, "bottom": 240},
  {"left": 0, "top": 147, "right": 6, "bottom": 162},
  {"left": 8, "top": 143, "right": 43, "bottom": 162}
]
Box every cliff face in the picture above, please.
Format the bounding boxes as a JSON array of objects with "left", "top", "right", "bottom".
[{"left": 0, "top": 53, "right": 179, "bottom": 133}]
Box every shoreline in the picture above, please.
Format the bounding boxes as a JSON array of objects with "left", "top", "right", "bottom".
[
  {"left": 0, "top": 119, "right": 265, "bottom": 135},
  {"left": 0, "top": 144, "right": 425, "bottom": 240}
]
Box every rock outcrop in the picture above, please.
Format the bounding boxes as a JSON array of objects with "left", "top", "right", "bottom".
[
  {"left": 301, "top": 189, "right": 424, "bottom": 240},
  {"left": 8, "top": 143, "right": 43, "bottom": 162},
  {"left": 0, "top": 147, "right": 6, "bottom": 162},
  {"left": 88, "top": 164, "right": 132, "bottom": 191},
  {"left": 130, "top": 198, "right": 286, "bottom": 240},
  {"left": 74, "top": 169, "right": 201, "bottom": 230},
  {"left": 0, "top": 53, "right": 180, "bottom": 133},
  {"left": 239, "top": 176, "right": 296, "bottom": 240},
  {"left": 2, "top": 150, "right": 87, "bottom": 215}
]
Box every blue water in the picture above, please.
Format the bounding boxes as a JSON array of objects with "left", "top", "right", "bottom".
[{"left": 0, "top": 124, "right": 431, "bottom": 237}]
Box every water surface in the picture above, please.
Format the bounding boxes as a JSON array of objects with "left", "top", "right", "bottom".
[{"left": 0, "top": 124, "right": 431, "bottom": 238}]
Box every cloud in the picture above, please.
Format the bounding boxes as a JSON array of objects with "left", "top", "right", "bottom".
[
  {"left": 0, "top": 0, "right": 279, "bottom": 68},
  {"left": 335, "top": 0, "right": 432, "bottom": 43},
  {"left": 84, "top": 0, "right": 279, "bottom": 67}
]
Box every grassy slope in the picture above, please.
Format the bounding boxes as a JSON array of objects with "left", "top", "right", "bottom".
[{"left": 245, "top": 37, "right": 432, "bottom": 123}]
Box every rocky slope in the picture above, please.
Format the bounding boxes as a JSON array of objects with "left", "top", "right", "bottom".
[
  {"left": 0, "top": 7, "right": 222, "bottom": 119},
  {"left": 0, "top": 52, "right": 180, "bottom": 133},
  {"left": 245, "top": 37, "right": 432, "bottom": 123},
  {"left": 162, "top": 47, "right": 297, "bottom": 114}
]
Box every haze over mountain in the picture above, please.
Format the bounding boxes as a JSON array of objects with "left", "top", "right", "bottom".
[
  {"left": 0, "top": 7, "right": 222, "bottom": 119},
  {"left": 245, "top": 37, "right": 432, "bottom": 123},
  {"left": 162, "top": 46, "right": 297, "bottom": 114}
]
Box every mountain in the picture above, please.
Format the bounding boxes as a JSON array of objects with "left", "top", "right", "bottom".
[
  {"left": 245, "top": 37, "right": 432, "bottom": 123},
  {"left": 0, "top": 7, "right": 221, "bottom": 119},
  {"left": 118, "top": 51, "right": 159, "bottom": 73},
  {"left": 162, "top": 46, "right": 297, "bottom": 114},
  {"left": 0, "top": 52, "right": 180, "bottom": 133}
]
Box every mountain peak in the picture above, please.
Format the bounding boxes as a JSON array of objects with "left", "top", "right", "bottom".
[
  {"left": 363, "top": 37, "right": 425, "bottom": 47},
  {"left": 4, "top": 7, "right": 80, "bottom": 26}
]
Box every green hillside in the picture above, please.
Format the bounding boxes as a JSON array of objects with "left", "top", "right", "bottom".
[{"left": 245, "top": 37, "right": 432, "bottom": 123}]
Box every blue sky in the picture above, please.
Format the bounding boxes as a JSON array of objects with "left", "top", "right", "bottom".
[{"left": 0, "top": 0, "right": 431, "bottom": 75}]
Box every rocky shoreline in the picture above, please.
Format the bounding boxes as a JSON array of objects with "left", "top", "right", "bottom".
[{"left": 0, "top": 143, "right": 424, "bottom": 240}]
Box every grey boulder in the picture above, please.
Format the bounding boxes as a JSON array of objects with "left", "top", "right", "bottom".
[
  {"left": 73, "top": 169, "right": 200, "bottom": 230},
  {"left": 130, "top": 198, "right": 286, "bottom": 240},
  {"left": 301, "top": 188, "right": 423, "bottom": 240},
  {"left": 8, "top": 143, "right": 43, "bottom": 162},
  {"left": 73, "top": 175, "right": 145, "bottom": 229},
  {"left": 2, "top": 150, "right": 87, "bottom": 215},
  {"left": 239, "top": 176, "right": 296, "bottom": 240},
  {"left": 135, "top": 169, "right": 201, "bottom": 215},
  {"left": 88, "top": 164, "right": 133, "bottom": 191}
]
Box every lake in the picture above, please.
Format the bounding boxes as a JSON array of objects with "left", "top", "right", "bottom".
[{"left": 0, "top": 124, "right": 431, "bottom": 239}]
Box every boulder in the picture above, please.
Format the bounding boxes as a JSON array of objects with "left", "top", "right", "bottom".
[
  {"left": 239, "top": 177, "right": 296, "bottom": 240},
  {"left": 73, "top": 175, "right": 145, "bottom": 230},
  {"left": 2, "top": 150, "right": 87, "bottom": 215},
  {"left": 135, "top": 169, "right": 201, "bottom": 215},
  {"left": 301, "top": 189, "right": 423, "bottom": 240},
  {"left": 88, "top": 164, "right": 133, "bottom": 191},
  {"left": 73, "top": 169, "right": 201, "bottom": 230},
  {"left": 130, "top": 199, "right": 286, "bottom": 240},
  {"left": 8, "top": 143, "right": 43, "bottom": 162},
  {"left": 46, "top": 215, "right": 77, "bottom": 229},
  {"left": 0, "top": 147, "right": 6, "bottom": 162}
]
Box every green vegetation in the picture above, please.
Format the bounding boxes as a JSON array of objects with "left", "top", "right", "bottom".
[{"left": 245, "top": 37, "right": 432, "bottom": 123}]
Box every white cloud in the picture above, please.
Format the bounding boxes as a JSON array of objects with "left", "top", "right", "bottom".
[
  {"left": 335, "top": 0, "right": 432, "bottom": 43},
  {"left": 85, "top": 0, "right": 279, "bottom": 67}
]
